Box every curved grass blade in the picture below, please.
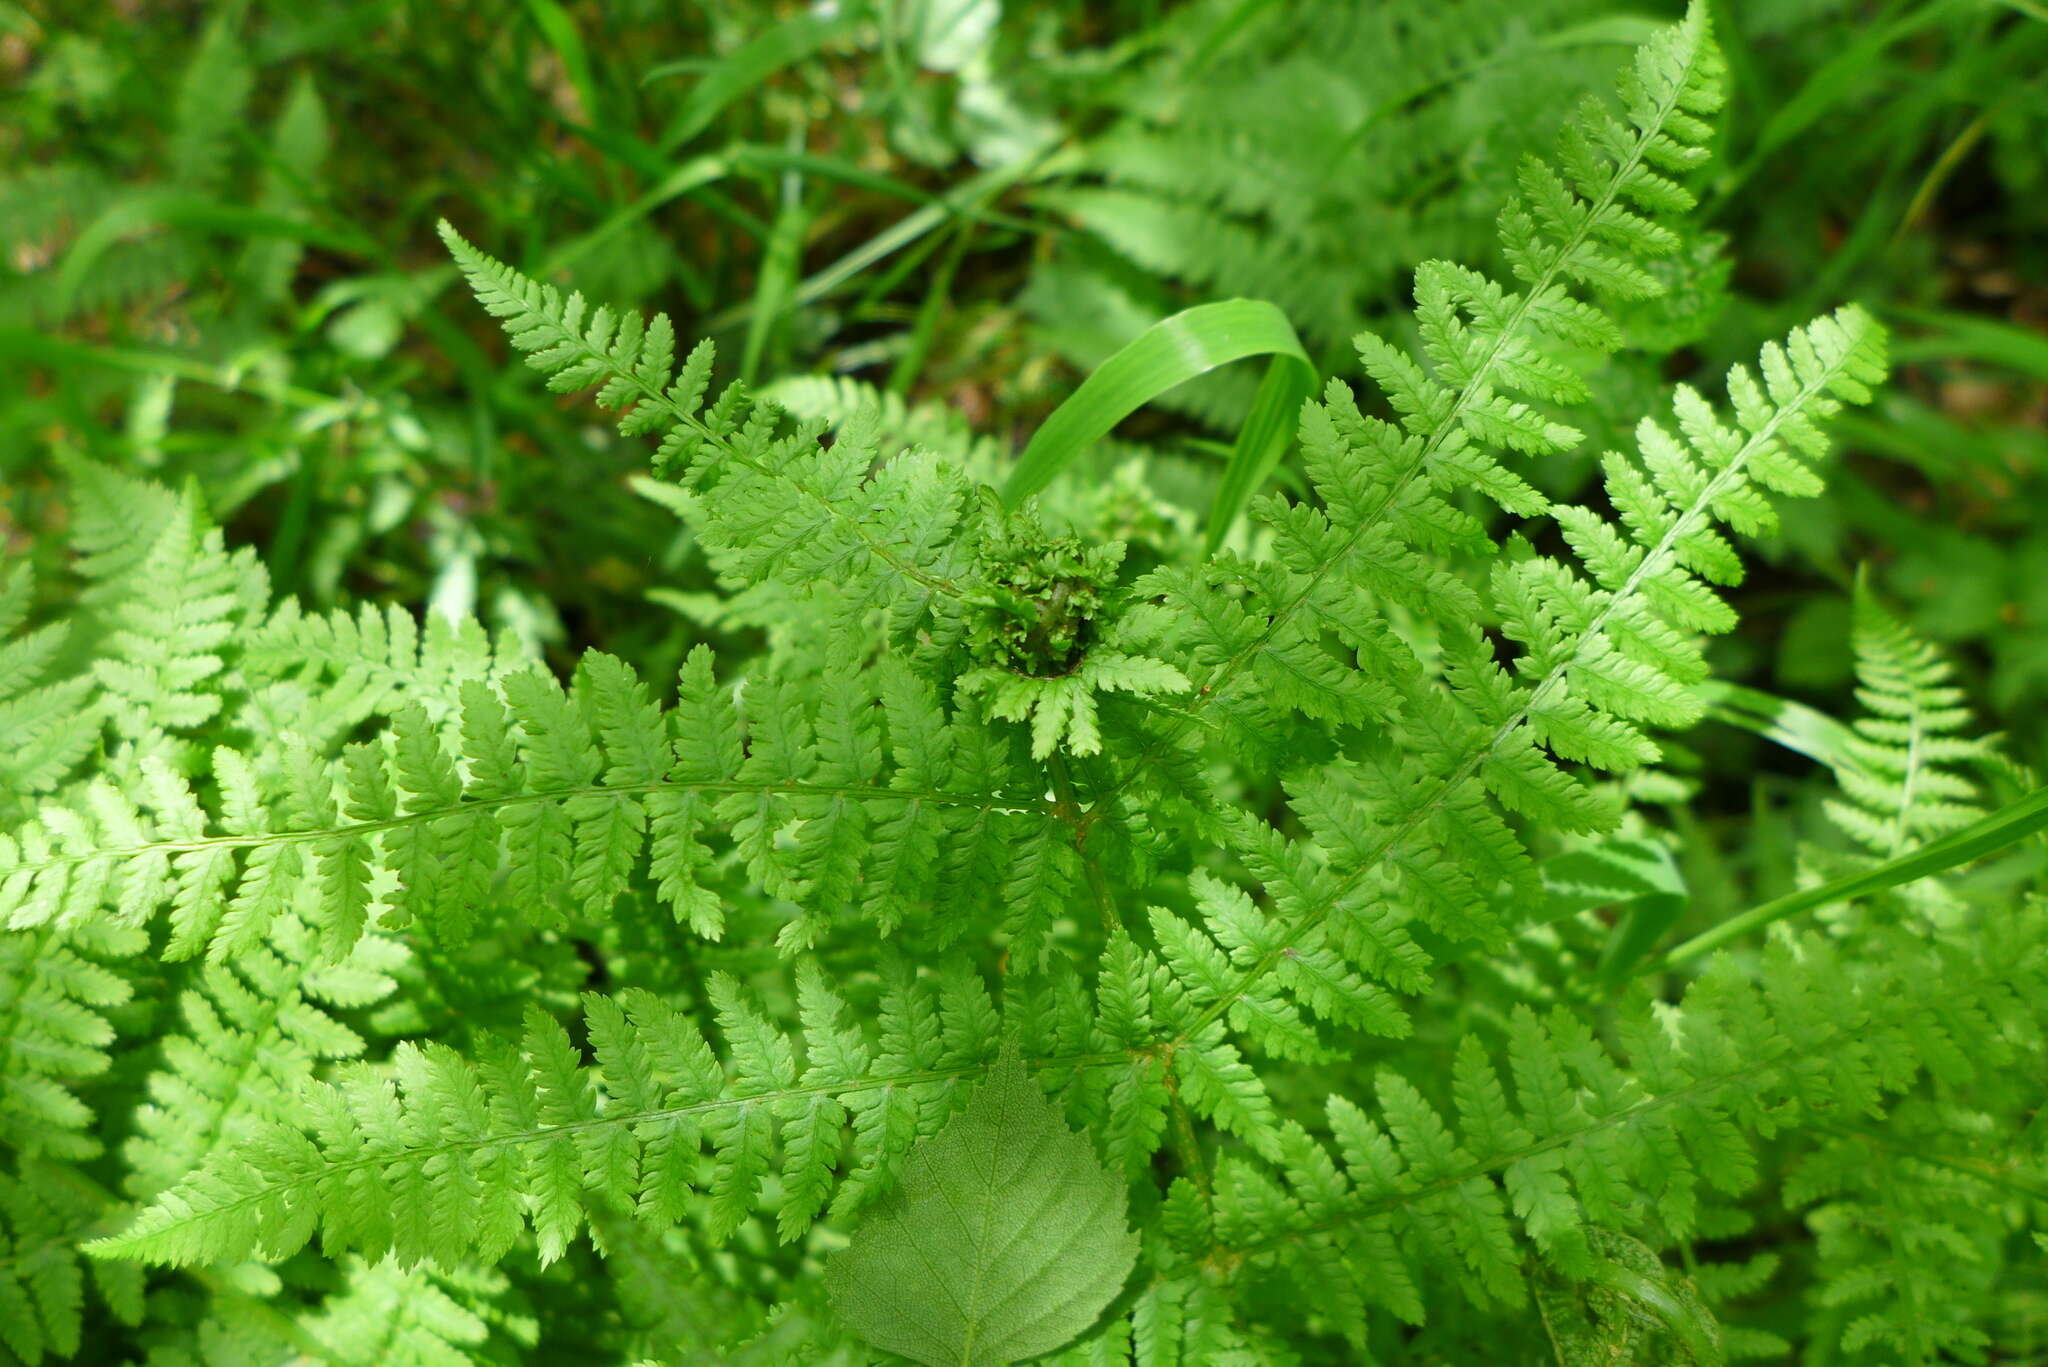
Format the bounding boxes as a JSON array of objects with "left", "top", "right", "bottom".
[
  {"left": 1698, "top": 680, "right": 1869, "bottom": 780},
  {"left": 522, "top": 0, "right": 602, "bottom": 129},
  {"left": 1643, "top": 781, "right": 2048, "bottom": 976},
  {"left": 1000, "top": 300, "right": 1313, "bottom": 534}
]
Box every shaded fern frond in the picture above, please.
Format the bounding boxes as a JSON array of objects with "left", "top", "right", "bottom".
[
  {"left": 303, "top": 1258, "right": 511, "bottom": 1367},
  {"left": 0, "top": 921, "right": 142, "bottom": 1162},
  {"left": 1825, "top": 586, "right": 1993, "bottom": 861},
  {"left": 0, "top": 568, "right": 95, "bottom": 816},
  {"left": 58, "top": 459, "right": 267, "bottom": 748},
  {"left": 0, "top": 1164, "right": 144, "bottom": 1366}
]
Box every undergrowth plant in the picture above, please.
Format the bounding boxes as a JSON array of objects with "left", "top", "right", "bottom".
[{"left": 2, "top": 8, "right": 2044, "bottom": 1367}]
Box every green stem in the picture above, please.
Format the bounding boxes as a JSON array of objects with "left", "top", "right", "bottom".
[{"left": 1048, "top": 751, "right": 1119, "bottom": 934}]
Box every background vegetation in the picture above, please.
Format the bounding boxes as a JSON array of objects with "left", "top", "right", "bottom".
[{"left": 2, "top": 0, "right": 2045, "bottom": 1363}]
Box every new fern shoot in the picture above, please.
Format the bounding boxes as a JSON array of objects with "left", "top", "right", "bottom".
[{"left": 2, "top": 7, "right": 2042, "bottom": 1367}]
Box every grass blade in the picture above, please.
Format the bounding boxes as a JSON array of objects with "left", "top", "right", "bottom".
[
  {"left": 1699, "top": 680, "right": 1870, "bottom": 779},
  {"left": 652, "top": 7, "right": 864, "bottom": 151},
  {"left": 1000, "top": 299, "right": 1312, "bottom": 520},
  {"left": 1642, "top": 781, "right": 2048, "bottom": 975}
]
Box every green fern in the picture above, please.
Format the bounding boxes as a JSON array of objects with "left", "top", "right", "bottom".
[
  {"left": 5, "top": 7, "right": 2043, "bottom": 1366},
  {"left": 0, "top": 568, "right": 96, "bottom": 817},
  {"left": 0, "top": 645, "right": 1070, "bottom": 955},
  {"left": 87, "top": 958, "right": 1095, "bottom": 1268},
  {"left": 1822, "top": 586, "right": 1994, "bottom": 865}
]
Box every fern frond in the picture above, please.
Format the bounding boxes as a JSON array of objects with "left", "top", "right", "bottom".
[
  {"left": 122, "top": 913, "right": 405, "bottom": 1200},
  {"left": 1195, "top": 918, "right": 2046, "bottom": 1344},
  {"left": 1826, "top": 587, "right": 1992, "bottom": 860},
  {"left": 59, "top": 459, "right": 267, "bottom": 745},
  {"left": 439, "top": 225, "right": 981, "bottom": 641},
  {"left": 0, "top": 921, "right": 142, "bottom": 1161},
  {"left": 1134, "top": 2, "right": 1727, "bottom": 774},
  {"left": 0, "top": 648, "right": 1052, "bottom": 955},
  {"left": 0, "top": 567, "right": 96, "bottom": 815},
  {"left": 88, "top": 959, "right": 1108, "bottom": 1269},
  {"left": 0, "top": 1164, "right": 144, "bottom": 1365},
  {"left": 759, "top": 373, "right": 1006, "bottom": 476},
  {"left": 1788, "top": 1101, "right": 2040, "bottom": 1362},
  {"left": 239, "top": 600, "right": 510, "bottom": 749},
  {"left": 1145, "top": 307, "right": 1885, "bottom": 1073},
  {"left": 303, "top": 1258, "right": 502, "bottom": 1367}
]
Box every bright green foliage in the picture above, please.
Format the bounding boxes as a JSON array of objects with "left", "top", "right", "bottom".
[
  {"left": 4, "top": 6, "right": 2045, "bottom": 1366},
  {"left": 826, "top": 1057, "right": 1140, "bottom": 1367},
  {"left": 84, "top": 957, "right": 1098, "bottom": 1272},
  {"left": 0, "top": 568, "right": 95, "bottom": 816},
  {"left": 1192, "top": 919, "right": 2041, "bottom": 1350},
  {"left": 0, "top": 645, "right": 1068, "bottom": 957},
  {"left": 0, "top": 1163, "right": 144, "bottom": 1365}
]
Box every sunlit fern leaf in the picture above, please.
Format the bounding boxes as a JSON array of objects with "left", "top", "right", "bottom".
[
  {"left": 0, "top": 567, "right": 96, "bottom": 816},
  {"left": 0, "top": 647, "right": 1053, "bottom": 955}
]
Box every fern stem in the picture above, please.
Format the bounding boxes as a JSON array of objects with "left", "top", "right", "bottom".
[
  {"left": 1047, "top": 751, "right": 1119, "bottom": 934},
  {"left": 1163, "top": 1076, "right": 1213, "bottom": 1207}
]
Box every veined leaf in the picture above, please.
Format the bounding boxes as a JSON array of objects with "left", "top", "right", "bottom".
[{"left": 826, "top": 1057, "right": 1138, "bottom": 1367}]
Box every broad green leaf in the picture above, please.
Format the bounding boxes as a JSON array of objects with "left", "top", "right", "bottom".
[{"left": 826, "top": 1058, "right": 1138, "bottom": 1367}]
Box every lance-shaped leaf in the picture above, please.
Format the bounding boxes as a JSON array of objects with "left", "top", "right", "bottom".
[{"left": 826, "top": 1057, "right": 1138, "bottom": 1367}]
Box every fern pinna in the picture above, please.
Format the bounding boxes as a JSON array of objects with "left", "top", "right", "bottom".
[{"left": 2, "top": 7, "right": 2041, "bottom": 1365}]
